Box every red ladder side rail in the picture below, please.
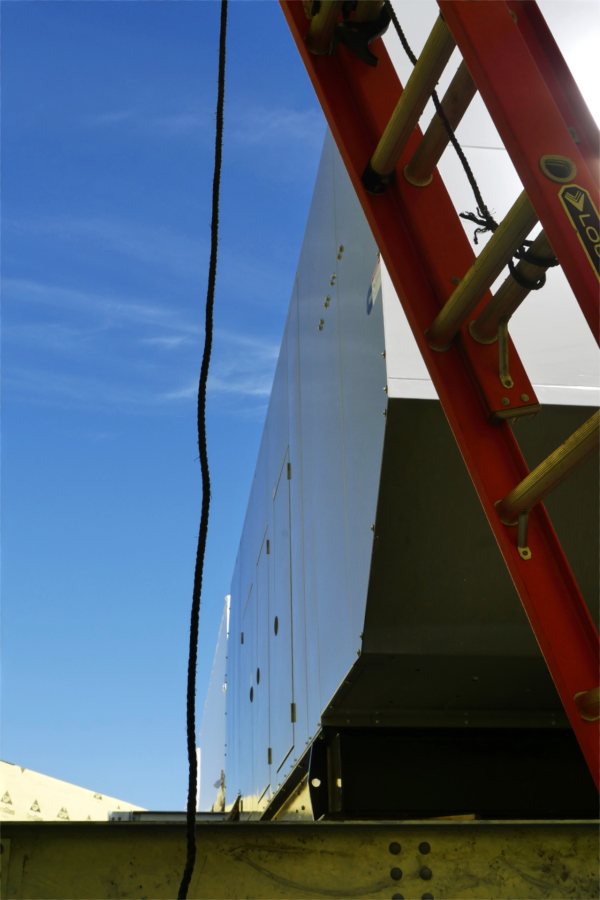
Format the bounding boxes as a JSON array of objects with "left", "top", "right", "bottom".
[
  {"left": 279, "top": 0, "right": 600, "bottom": 786},
  {"left": 439, "top": 0, "right": 600, "bottom": 342}
]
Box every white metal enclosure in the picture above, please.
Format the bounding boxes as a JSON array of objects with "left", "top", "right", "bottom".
[{"left": 200, "top": 129, "right": 598, "bottom": 815}]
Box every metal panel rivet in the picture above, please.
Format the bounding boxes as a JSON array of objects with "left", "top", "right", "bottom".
[
  {"left": 420, "top": 866, "right": 433, "bottom": 880},
  {"left": 422, "top": 894, "right": 434, "bottom": 900},
  {"left": 388, "top": 842, "right": 401, "bottom": 855},
  {"left": 392, "top": 895, "right": 404, "bottom": 900},
  {"left": 501, "top": 397, "right": 510, "bottom": 406},
  {"left": 390, "top": 867, "right": 403, "bottom": 881},
  {"left": 418, "top": 842, "right": 431, "bottom": 855},
  {"left": 520, "top": 393, "right": 529, "bottom": 402}
]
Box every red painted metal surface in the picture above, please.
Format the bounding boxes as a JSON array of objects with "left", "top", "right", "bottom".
[{"left": 279, "top": 0, "right": 599, "bottom": 786}]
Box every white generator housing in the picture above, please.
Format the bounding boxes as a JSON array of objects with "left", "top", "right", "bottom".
[{"left": 201, "top": 132, "right": 598, "bottom": 817}]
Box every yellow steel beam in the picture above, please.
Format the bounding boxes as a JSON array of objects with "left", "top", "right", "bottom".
[{"left": 1, "top": 819, "right": 599, "bottom": 899}]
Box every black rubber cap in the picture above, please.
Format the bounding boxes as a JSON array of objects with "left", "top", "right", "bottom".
[{"left": 362, "top": 160, "right": 393, "bottom": 195}]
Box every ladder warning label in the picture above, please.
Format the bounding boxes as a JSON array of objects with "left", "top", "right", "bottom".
[{"left": 558, "top": 184, "right": 600, "bottom": 279}]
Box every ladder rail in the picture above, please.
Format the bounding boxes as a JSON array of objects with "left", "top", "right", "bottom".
[{"left": 279, "top": 0, "right": 599, "bottom": 786}]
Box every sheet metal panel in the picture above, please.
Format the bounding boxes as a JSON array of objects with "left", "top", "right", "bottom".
[
  {"left": 270, "top": 453, "right": 294, "bottom": 785},
  {"left": 239, "top": 584, "right": 256, "bottom": 806},
  {"left": 198, "top": 597, "right": 229, "bottom": 811},
  {"left": 296, "top": 135, "right": 351, "bottom": 719},
  {"left": 285, "top": 279, "right": 311, "bottom": 755},
  {"left": 226, "top": 134, "right": 389, "bottom": 808},
  {"left": 333, "top": 150, "right": 387, "bottom": 648},
  {"left": 254, "top": 532, "right": 270, "bottom": 807}
]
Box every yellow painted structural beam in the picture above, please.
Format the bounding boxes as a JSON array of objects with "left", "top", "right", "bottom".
[{"left": 1, "top": 819, "right": 598, "bottom": 899}]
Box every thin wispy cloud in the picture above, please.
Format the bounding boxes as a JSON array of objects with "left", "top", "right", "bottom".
[
  {"left": 3, "top": 365, "right": 155, "bottom": 412},
  {"left": 83, "top": 108, "right": 208, "bottom": 139},
  {"left": 83, "top": 104, "right": 323, "bottom": 149},
  {"left": 3, "top": 274, "right": 280, "bottom": 414},
  {"left": 6, "top": 216, "right": 207, "bottom": 282},
  {"left": 229, "top": 106, "right": 324, "bottom": 149},
  {"left": 1, "top": 320, "right": 109, "bottom": 356},
  {"left": 4, "top": 214, "right": 291, "bottom": 304},
  {"left": 85, "top": 110, "right": 136, "bottom": 127},
  {"left": 140, "top": 335, "right": 191, "bottom": 350},
  {"left": 161, "top": 330, "right": 279, "bottom": 404},
  {"left": 3, "top": 277, "right": 194, "bottom": 334},
  {"left": 153, "top": 112, "right": 206, "bottom": 137}
]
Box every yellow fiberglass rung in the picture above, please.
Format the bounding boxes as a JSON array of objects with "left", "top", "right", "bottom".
[
  {"left": 470, "top": 231, "right": 556, "bottom": 344},
  {"left": 427, "top": 191, "right": 538, "bottom": 350},
  {"left": 405, "top": 60, "right": 476, "bottom": 187},
  {"left": 306, "top": 0, "right": 341, "bottom": 56},
  {"left": 363, "top": 16, "right": 455, "bottom": 192},
  {"left": 497, "top": 410, "right": 600, "bottom": 526}
]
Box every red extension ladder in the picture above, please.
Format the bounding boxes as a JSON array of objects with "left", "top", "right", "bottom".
[{"left": 280, "top": 0, "right": 600, "bottom": 786}]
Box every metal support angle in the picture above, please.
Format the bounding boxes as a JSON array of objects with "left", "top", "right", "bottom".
[{"left": 280, "top": 0, "right": 599, "bottom": 788}]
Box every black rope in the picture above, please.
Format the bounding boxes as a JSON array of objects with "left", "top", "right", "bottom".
[
  {"left": 384, "top": 0, "right": 498, "bottom": 242},
  {"left": 178, "top": 2, "right": 227, "bottom": 898},
  {"left": 508, "top": 240, "right": 559, "bottom": 290},
  {"left": 508, "top": 256, "right": 546, "bottom": 291}
]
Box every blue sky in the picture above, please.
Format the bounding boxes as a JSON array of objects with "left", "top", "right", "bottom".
[{"left": 2, "top": 0, "right": 324, "bottom": 809}]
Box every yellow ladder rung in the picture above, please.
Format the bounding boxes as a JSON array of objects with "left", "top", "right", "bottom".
[
  {"left": 427, "top": 191, "right": 538, "bottom": 350},
  {"left": 497, "top": 410, "right": 600, "bottom": 526},
  {"left": 363, "top": 16, "right": 455, "bottom": 192},
  {"left": 470, "top": 232, "right": 556, "bottom": 344},
  {"left": 405, "top": 60, "right": 476, "bottom": 187}
]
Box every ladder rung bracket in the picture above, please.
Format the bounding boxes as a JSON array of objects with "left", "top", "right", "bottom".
[
  {"left": 438, "top": 0, "right": 600, "bottom": 344},
  {"left": 280, "top": 0, "right": 599, "bottom": 787},
  {"left": 458, "top": 314, "right": 540, "bottom": 421}
]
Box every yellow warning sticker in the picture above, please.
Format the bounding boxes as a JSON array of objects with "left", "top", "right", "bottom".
[{"left": 558, "top": 184, "right": 600, "bottom": 279}]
